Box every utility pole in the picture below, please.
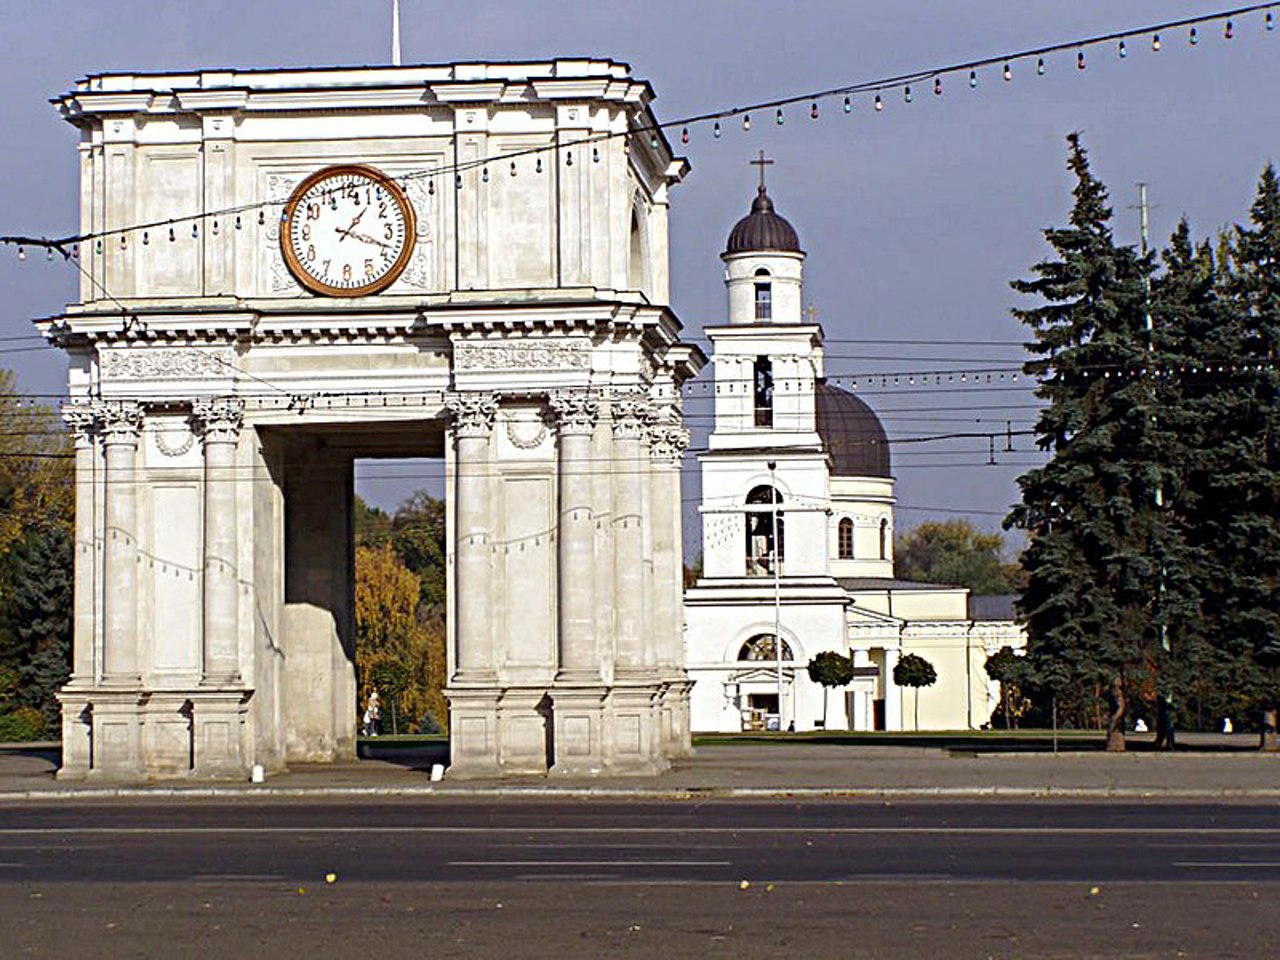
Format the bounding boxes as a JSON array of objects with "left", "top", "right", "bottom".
[
  {"left": 1139, "top": 182, "right": 1174, "bottom": 746},
  {"left": 768, "top": 460, "right": 784, "bottom": 731}
]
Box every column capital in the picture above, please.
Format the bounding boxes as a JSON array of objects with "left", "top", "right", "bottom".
[
  {"left": 191, "top": 397, "right": 245, "bottom": 444},
  {"left": 610, "top": 391, "right": 649, "bottom": 440},
  {"left": 550, "top": 390, "right": 598, "bottom": 437},
  {"left": 446, "top": 392, "right": 499, "bottom": 439},
  {"left": 647, "top": 423, "right": 690, "bottom": 465},
  {"left": 61, "top": 402, "right": 98, "bottom": 447},
  {"left": 97, "top": 399, "right": 144, "bottom": 443}
]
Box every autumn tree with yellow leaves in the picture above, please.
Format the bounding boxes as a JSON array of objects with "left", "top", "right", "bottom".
[{"left": 353, "top": 539, "right": 447, "bottom": 734}]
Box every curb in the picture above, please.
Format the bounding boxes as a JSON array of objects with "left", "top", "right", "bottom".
[{"left": 3, "top": 785, "right": 1280, "bottom": 802}]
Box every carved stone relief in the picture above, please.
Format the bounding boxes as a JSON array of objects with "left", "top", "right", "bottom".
[
  {"left": 454, "top": 338, "right": 591, "bottom": 373},
  {"left": 100, "top": 347, "right": 236, "bottom": 381}
]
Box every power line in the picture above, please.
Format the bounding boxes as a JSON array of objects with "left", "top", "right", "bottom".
[{"left": 2, "top": 3, "right": 1271, "bottom": 254}]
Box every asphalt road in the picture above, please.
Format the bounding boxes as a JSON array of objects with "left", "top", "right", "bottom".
[{"left": 2, "top": 799, "right": 1278, "bottom": 958}]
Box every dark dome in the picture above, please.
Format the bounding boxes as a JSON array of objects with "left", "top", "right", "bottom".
[
  {"left": 815, "top": 381, "right": 891, "bottom": 478},
  {"left": 725, "top": 187, "right": 802, "bottom": 255}
]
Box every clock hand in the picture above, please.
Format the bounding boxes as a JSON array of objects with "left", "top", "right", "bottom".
[
  {"left": 336, "top": 206, "right": 368, "bottom": 242},
  {"left": 344, "top": 229, "right": 393, "bottom": 251}
]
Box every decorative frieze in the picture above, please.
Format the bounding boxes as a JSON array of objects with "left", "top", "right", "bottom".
[
  {"left": 549, "top": 390, "right": 598, "bottom": 436},
  {"left": 191, "top": 397, "right": 245, "bottom": 445},
  {"left": 99, "top": 347, "right": 236, "bottom": 381},
  {"left": 446, "top": 392, "right": 500, "bottom": 438},
  {"left": 455, "top": 338, "right": 591, "bottom": 373}
]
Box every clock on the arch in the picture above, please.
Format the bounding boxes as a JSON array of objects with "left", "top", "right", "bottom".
[{"left": 280, "top": 164, "right": 416, "bottom": 297}]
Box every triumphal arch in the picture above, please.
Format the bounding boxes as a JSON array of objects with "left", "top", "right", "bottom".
[{"left": 41, "top": 60, "right": 703, "bottom": 781}]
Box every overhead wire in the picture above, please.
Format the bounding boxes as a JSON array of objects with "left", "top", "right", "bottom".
[{"left": 1, "top": 3, "right": 1271, "bottom": 254}]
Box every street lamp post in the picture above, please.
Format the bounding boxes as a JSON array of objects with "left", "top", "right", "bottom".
[{"left": 768, "top": 460, "right": 783, "bottom": 730}]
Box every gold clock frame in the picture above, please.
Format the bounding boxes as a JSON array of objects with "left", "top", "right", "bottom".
[{"left": 280, "top": 163, "right": 417, "bottom": 297}]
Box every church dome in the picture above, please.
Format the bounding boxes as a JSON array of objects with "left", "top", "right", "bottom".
[
  {"left": 815, "top": 381, "right": 891, "bottom": 478},
  {"left": 725, "top": 187, "right": 802, "bottom": 255}
]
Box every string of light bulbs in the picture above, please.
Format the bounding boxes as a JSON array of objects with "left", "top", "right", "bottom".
[{"left": 1, "top": 3, "right": 1273, "bottom": 259}]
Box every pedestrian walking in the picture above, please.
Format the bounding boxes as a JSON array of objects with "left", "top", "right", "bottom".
[{"left": 362, "top": 687, "right": 381, "bottom": 737}]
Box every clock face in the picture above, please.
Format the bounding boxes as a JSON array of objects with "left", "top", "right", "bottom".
[{"left": 280, "top": 164, "right": 416, "bottom": 297}]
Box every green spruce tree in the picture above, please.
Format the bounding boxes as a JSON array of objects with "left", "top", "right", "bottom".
[
  {"left": 1006, "top": 134, "right": 1163, "bottom": 751},
  {"left": 1218, "top": 165, "right": 1280, "bottom": 747}
]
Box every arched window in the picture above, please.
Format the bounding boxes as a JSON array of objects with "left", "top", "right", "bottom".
[
  {"left": 745, "top": 485, "right": 784, "bottom": 576},
  {"left": 754, "top": 282, "right": 772, "bottom": 320},
  {"left": 753, "top": 356, "right": 773, "bottom": 427},
  {"left": 628, "top": 209, "right": 644, "bottom": 293},
  {"left": 738, "top": 633, "right": 793, "bottom": 661},
  {"left": 838, "top": 517, "right": 854, "bottom": 559},
  {"left": 879, "top": 518, "right": 889, "bottom": 561}
]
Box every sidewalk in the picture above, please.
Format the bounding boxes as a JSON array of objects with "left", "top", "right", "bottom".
[{"left": 2, "top": 737, "right": 1278, "bottom": 800}]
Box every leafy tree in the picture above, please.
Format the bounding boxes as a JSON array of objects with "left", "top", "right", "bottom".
[
  {"left": 984, "top": 645, "right": 1024, "bottom": 730},
  {"left": 354, "top": 543, "right": 446, "bottom": 734},
  {"left": 0, "top": 376, "right": 72, "bottom": 738},
  {"left": 370, "top": 658, "right": 411, "bottom": 736},
  {"left": 0, "top": 371, "right": 72, "bottom": 557},
  {"left": 893, "top": 652, "right": 937, "bottom": 731},
  {"left": 806, "top": 650, "right": 854, "bottom": 728},
  {"left": 353, "top": 496, "right": 392, "bottom": 549},
  {"left": 1005, "top": 134, "right": 1164, "bottom": 752},
  {"left": 895, "top": 519, "right": 1020, "bottom": 594},
  {"left": 390, "top": 491, "right": 447, "bottom": 609}
]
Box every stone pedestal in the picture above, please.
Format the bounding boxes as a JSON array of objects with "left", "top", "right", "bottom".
[
  {"left": 549, "top": 686, "right": 608, "bottom": 776},
  {"left": 607, "top": 684, "right": 666, "bottom": 775},
  {"left": 497, "top": 688, "right": 552, "bottom": 775},
  {"left": 55, "top": 689, "right": 94, "bottom": 780},
  {"left": 189, "top": 690, "right": 251, "bottom": 778},
  {"left": 83, "top": 691, "right": 145, "bottom": 781},
  {"left": 666, "top": 678, "right": 695, "bottom": 758},
  {"left": 446, "top": 687, "right": 503, "bottom": 778}
]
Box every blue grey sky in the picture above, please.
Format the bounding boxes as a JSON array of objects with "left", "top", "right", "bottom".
[{"left": 2, "top": 2, "right": 1277, "bottom": 548}]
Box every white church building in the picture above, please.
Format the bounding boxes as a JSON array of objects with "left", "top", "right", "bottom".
[{"left": 684, "top": 176, "right": 1024, "bottom": 734}]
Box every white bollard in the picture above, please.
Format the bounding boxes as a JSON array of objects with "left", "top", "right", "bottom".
[
  {"left": 250, "top": 763, "right": 265, "bottom": 784},
  {"left": 430, "top": 763, "right": 445, "bottom": 782}
]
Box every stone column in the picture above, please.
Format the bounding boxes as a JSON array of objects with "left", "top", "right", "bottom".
[
  {"left": 56, "top": 404, "right": 99, "bottom": 779},
  {"left": 550, "top": 391, "right": 599, "bottom": 680},
  {"left": 611, "top": 393, "right": 648, "bottom": 678},
  {"left": 62, "top": 404, "right": 99, "bottom": 683},
  {"left": 99, "top": 400, "right": 144, "bottom": 685},
  {"left": 192, "top": 398, "right": 244, "bottom": 684},
  {"left": 446, "top": 392, "right": 498, "bottom": 682},
  {"left": 648, "top": 418, "right": 693, "bottom": 757}
]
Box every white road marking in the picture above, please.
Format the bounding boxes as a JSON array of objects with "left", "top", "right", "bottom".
[
  {"left": 449, "top": 860, "right": 732, "bottom": 868},
  {"left": 1173, "top": 861, "right": 1280, "bottom": 868}
]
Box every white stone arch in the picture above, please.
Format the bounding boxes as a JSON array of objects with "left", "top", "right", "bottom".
[{"left": 721, "top": 621, "right": 805, "bottom": 666}]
